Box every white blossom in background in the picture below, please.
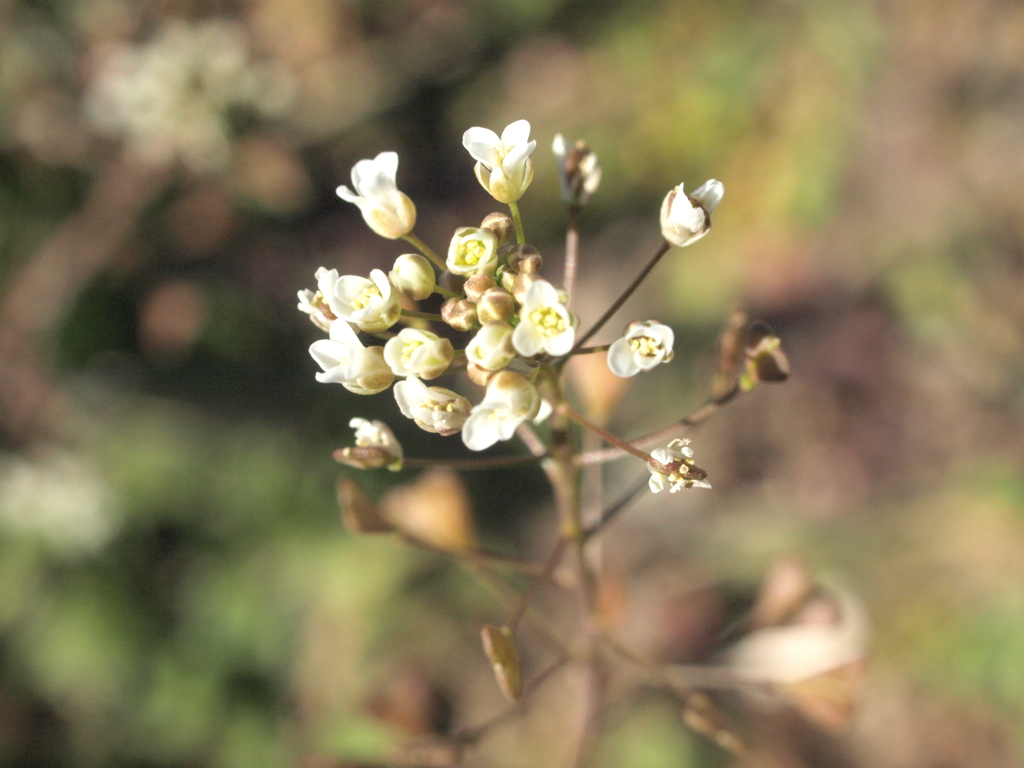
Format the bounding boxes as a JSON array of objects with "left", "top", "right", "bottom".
[
  {"left": 297, "top": 267, "right": 342, "bottom": 331},
  {"left": 389, "top": 253, "right": 436, "bottom": 301},
  {"left": 607, "top": 320, "right": 675, "bottom": 377},
  {"left": 309, "top": 320, "right": 394, "bottom": 394},
  {"left": 648, "top": 439, "right": 711, "bottom": 493},
  {"left": 349, "top": 418, "right": 403, "bottom": 471},
  {"left": 336, "top": 152, "right": 417, "bottom": 239},
  {"left": 466, "top": 322, "right": 516, "bottom": 371},
  {"left": 383, "top": 328, "right": 454, "bottom": 379},
  {"left": 324, "top": 268, "right": 401, "bottom": 333},
  {"left": 462, "top": 371, "right": 543, "bottom": 451},
  {"left": 660, "top": 179, "right": 724, "bottom": 247},
  {"left": 85, "top": 20, "right": 294, "bottom": 172},
  {"left": 552, "top": 134, "right": 601, "bottom": 207},
  {"left": 394, "top": 377, "right": 472, "bottom": 436},
  {"left": 512, "top": 279, "right": 576, "bottom": 357},
  {"left": 462, "top": 120, "right": 536, "bottom": 203},
  {"left": 0, "top": 450, "right": 119, "bottom": 554},
  {"left": 447, "top": 227, "right": 499, "bottom": 276}
]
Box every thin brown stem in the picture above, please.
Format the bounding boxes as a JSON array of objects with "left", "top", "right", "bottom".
[
  {"left": 397, "top": 533, "right": 544, "bottom": 577},
  {"left": 584, "top": 473, "right": 650, "bottom": 540},
  {"left": 572, "top": 240, "right": 671, "bottom": 351},
  {"left": 569, "top": 344, "right": 610, "bottom": 356},
  {"left": 563, "top": 206, "right": 580, "bottom": 301},
  {"left": 516, "top": 422, "right": 549, "bottom": 458},
  {"left": 576, "top": 382, "right": 741, "bottom": 466},
  {"left": 562, "top": 404, "right": 653, "bottom": 463},
  {"left": 455, "top": 654, "right": 570, "bottom": 745},
  {"left": 403, "top": 454, "right": 542, "bottom": 470},
  {"left": 507, "top": 538, "right": 568, "bottom": 630}
]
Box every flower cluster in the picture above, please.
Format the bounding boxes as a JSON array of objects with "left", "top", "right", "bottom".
[{"left": 300, "top": 118, "right": 726, "bottom": 492}]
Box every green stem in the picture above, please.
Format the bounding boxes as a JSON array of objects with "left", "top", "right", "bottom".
[
  {"left": 434, "top": 285, "right": 460, "bottom": 299},
  {"left": 402, "top": 232, "right": 446, "bottom": 271},
  {"left": 401, "top": 308, "right": 444, "bottom": 322},
  {"left": 508, "top": 201, "right": 526, "bottom": 244},
  {"left": 570, "top": 344, "right": 610, "bottom": 356}
]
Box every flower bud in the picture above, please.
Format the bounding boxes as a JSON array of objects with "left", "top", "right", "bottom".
[
  {"left": 439, "top": 270, "right": 466, "bottom": 295},
  {"left": 510, "top": 272, "right": 538, "bottom": 305},
  {"left": 466, "top": 362, "right": 493, "bottom": 387},
  {"left": 507, "top": 244, "right": 543, "bottom": 274},
  {"left": 336, "top": 152, "right": 417, "bottom": 239},
  {"left": 553, "top": 133, "right": 602, "bottom": 208},
  {"left": 389, "top": 253, "right": 436, "bottom": 301},
  {"left": 660, "top": 179, "right": 723, "bottom": 247},
  {"left": 476, "top": 287, "right": 516, "bottom": 324},
  {"left": 440, "top": 297, "right": 479, "bottom": 332},
  {"left": 463, "top": 274, "right": 497, "bottom": 303},
  {"left": 334, "top": 418, "right": 403, "bottom": 471},
  {"left": 466, "top": 321, "right": 516, "bottom": 372},
  {"left": 480, "top": 212, "right": 515, "bottom": 245},
  {"left": 500, "top": 269, "right": 517, "bottom": 293}
]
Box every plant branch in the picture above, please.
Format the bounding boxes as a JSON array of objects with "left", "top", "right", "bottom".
[
  {"left": 563, "top": 206, "right": 580, "bottom": 301},
  {"left": 572, "top": 239, "right": 671, "bottom": 351},
  {"left": 508, "top": 201, "right": 526, "bottom": 244},
  {"left": 507, "top": 538, "right": 568, "bottom": 630},
  {"left": 562, "top": 404, "right": 653, "bottom": 463},
  {"left": 576, "top": 382, "right": 741, "bottom": 466},
  {"left": 583, "top": 473, "right": 650, "bottom": 540},
  {"left": 403, "top": 454, "right": 541, "bottom": 470},
  {"left": 401, "top": 308, "right": 444, "bottom": 322},
  {"left": 569, "top": 344, "right": 610, "bottom": 356},
  {"left": 402, "top": 232, "right": 446, "bottom": 271}
]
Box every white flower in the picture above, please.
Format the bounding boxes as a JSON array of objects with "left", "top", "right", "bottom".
[
  {"left": 297, "top": 267, "right": 342, "bottom": 332},
  {"left": 309, "top": 320, "right": 395, "bottom": 395},
  {"left": 512, "top": 279, "right": 576, "bottom": 358},
  {"left": 447, "top": 227, "right": 499, "bottom": 276},
  {"left": 342, "top": 418, "right": 403, "bottom": 471},
  {"left": 462, "top": 120, "right": 536, "bottom": 203},
  {"left": 552, "top": 134, "right": 601, "bottom": 207},
  {"left": 466, "top": 322, "right": 516, "bottom": 371},
  {"left": 607, "top": 320, "right": 675, "bottom": 377},
  {"left": 336, "top": 152, "right": 417, "bottom": 239},
  {"left": 462, "top": 371, "right": 542, "bottom": 451},
  {"left": 660, "top": 179, "right": 724, "bottom": 247},
  {"left": 394, "top": 377, "right": 472, "bottom": 436},
  {"left": 384, "top": 328, "right": 454, "bottom": 379},
  {"left": 324, "top": 268, "right": 401, "bottom": 333},
  {"left": 647, "top": 439, "right": 711, "bottom": 493},
  {"left": 389, "top": 253, "right": 436, "bottom": 301}
]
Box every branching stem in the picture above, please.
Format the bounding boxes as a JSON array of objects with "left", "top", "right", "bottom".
[
  {"left": 573, "top": 240, "right": 671, "bottom": 351},
  {"left": 402, "top": 232, "right": 446, "bottom": 271}
]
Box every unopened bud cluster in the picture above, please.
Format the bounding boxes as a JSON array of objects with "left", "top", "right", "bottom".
[{"left": 300, "top": 118, "right": 732, "bottom": 492}]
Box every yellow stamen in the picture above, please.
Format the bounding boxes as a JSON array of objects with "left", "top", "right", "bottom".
[{"left": 528, "top": 307, "right": 567, "bottom": 337}]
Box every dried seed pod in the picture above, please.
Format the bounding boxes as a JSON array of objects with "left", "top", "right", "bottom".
[
  {"left": 337, "top": 477, "right": 394, "bottom": 534},
  {"left": 480, "top": 625, "right": 522, "bottom": 701}
]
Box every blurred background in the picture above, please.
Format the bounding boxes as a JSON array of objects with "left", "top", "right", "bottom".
[{"left": 2, "top": 0, "right": 1024, "bottom": 766}]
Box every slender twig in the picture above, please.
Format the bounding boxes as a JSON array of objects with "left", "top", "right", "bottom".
[
  {"left": 572, "top": 240, "right": 671, "bottom": 351},
  {"left": 433, "top": 285, "right": 460, "bottom": 299},
  {"left": 516, "top": 422, "right": 548, "bottom": 458},
  {"left": 455, "top": 654, "right": 570, "bottom": 745},
  {"left": 401, "top": 308, "right": 444, "bottom": 322},
  {"left": 507, "top": 538, "right": 568, "bottom": 630},
  {"left": 583, "top": 473, "right": 650, "bottom": 540},
  {"left": 576, "top": 382, "right": 741, "bottom": 466},
  {"left": 403, "top": 454, "right": 542, "bottom": 470},
  {"left": 562, "top": 404, "right": 653, "bottom": 463},
  {"left": 508, "top": 201, "right": 526, "bottom": 244},
  {"left": 397, "top": 533, "right": 544, "bottom": 577},
  {"left": 402, "top": 232, "right": 446, "bottom": 271},
  {"left": 563, "top": 206, "right": 580, "bottom": 301},
  {"left": 568, "top": 344, "right": 610, "bottom": 356}
]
